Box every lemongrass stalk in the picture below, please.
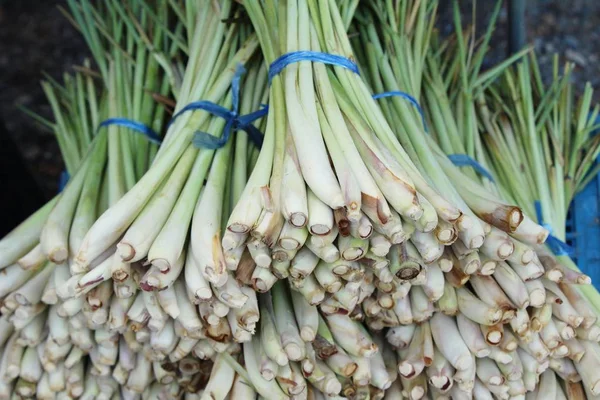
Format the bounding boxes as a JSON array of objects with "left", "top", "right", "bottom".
[
  {"left": 451, "top": 239, "right": 474, "bottom": 260},
  {"left": 171, "top": 281, "right": 203, "bottom": 336},
  {"left": 13, "top": 263, "right": 55, "bottom": 307},
  {"left": 456, "top": 251, "right": 480, "bottom": 275},
  {"left": 456, "top": 287, "right": 503, "bottom": 326},
  {"left": 16, "top": 243, "right": 45, "bottom": 271},
  {"left": 385, "top": 324, "right": 415, "bottom": 349},
  {"left": 243, "top": 338, "right": 288, "bottom": 400},
  {"left": 117, "top": 146, "right": 198, "bottom": 262},
  {"left": 337, "top": 235, "right": 368, "bottom": 261},
  {"left": 431, "top": 221, "right": 456, "bottom": 248},
  {"left": 251, "top": 267, "right": 278, "bottom": 293},
  {"left": 154, "top": 141, "right": 221, "bottom": 272},
  {"left": 288, "top": 288, "right": 318, "bottom": 342},
  {"left": 427, "top": 347, "right": 455, "bottom": 393},
  {"left": 410, "top": 285, "right": 434, "bottom": 323},
  {"left": 278, "top": 222, "right": 309, "bottom": 251},
  {"left": 518, "top": 346, "right": 545, "bottom": 380},
  {"left": 305, "top": 239, "right": 340, "bottom": 263},
  {"left": 322, "top": 345, "right": 357, "bottom": 378},
  {"left": 398, "top": 324, "right": 426, "bottom": 380},
  {"left": 388, "top": 242, "right": 422, "bottom": 281},
  {"left": 247, "top": 240, "right": 271, "bottom": 269},
  {"left": 304, "top": 188, "right": 334, "bottom": 236},
  {"left": 454, "top": 313, "right": 490, "bottom": 358},
  {"left": 511, "top": 260, "right": 544, "bottom": 282},
  {"left": 280, "top": 133, "right": 309, "bottom": 228},
  {"left": 553, "top": 318, "right": 576, "bottom": 341},
  {"left": 370, "top": 233, "right": 391, "bottom": 257},
  {"left": 435, "top": 248, "right": 453, "bottom": 273},
  {"left": 390, "top": 290, "right": 412, "bottom": 324},
  {"left": 75, "top": 255, "right": 113, "bottom": 296},
  {"left": 524, "top": 279, "right": 546, "bottom": 309},
  {"left": 292, "top": 274, "right": 326, "bottom": 305},
  {"left": 567, "top": 381, "right": 588, "bottom": 399},
  {"left": 0, "top": 198, "right": 57, "bottom": 269},
  {"left": 480, "top": 229, "right": 515, "bottom": 262},
  {"left": 430, "top": 312, "right": 473, "bottom": 371},
  {"left": 478, "top": 256, "right": 497, "bottom": 276},
  {"left": 348, "top": 213, "right": 373, "bottom": 239},
  {"left": 76, "top": 39, "right": 258, "bottom": 270},
  {"left": 510, "top": 215, "right": 549, "bottom": 245},
  {"left": 409, "top": 229, "right": 444, "bottom": 264},
  {"left": 201, "top": 353, "right": 235, "bottom": 399},
  {"left": 42, "top": 263, "right": 67, "bottom": 304},
  {"left": 270, "top": 282, "right": 305, "bottom": 361},
  {"left": 289, "top": 247, "right": 320, "bottom": 279},
  {"left": 230, "top": 373, "right": 258, "bottom": 399},
  {"left": 507, "top": 308, "right": 529, "bottom": 338},
  {"left": 314, "top": 260, "right": 343, "bottom": 293},
  {"left": 497, "top": 350, "right": 524, "bottom": 381},
  {"left": 560, "top": 283, "right": 597, "bottom": 329},
  {"left": 519, "top": 332, "right": 550, "bottom": 362},
  {"left": 469, "top": 274, "right": 518, "bottom": 319},
  {"left": 277, "top": 362, "right": 306, "bottom": 396},
  {"left": 550, "top": 357, "right": 579, "bottom": 382},
  {"left": 438, "top": 284, "right": 458, "bottom": 316},
  {"left": 40, "top": 150, "right": 94, "bottom": 264},
  {"left": 508, "top": 239, "right": 535, "bottom": 265},
  {"left": 492, "top": 262, "right": 530, "bottom": 309},
  {"left": 475, "top": 357, "right": 505, "bottom": 387},
  {"left": 543, "top": 281, "right": 583, "bottom": 328},
  {"left": 400, "top": 371, "right": 428, "bottom": 399},
  {"left": 576, "top": 325, "right": 600, "bottom": 342},
  {"left": 563, "top": 338, "right": 585, "bottom": 362},
  {"left": 506, "top": 379, "right": 526, "bottom": 397},
  {"left": 0, "top": 263, "right": 40, "bottom": 298}
]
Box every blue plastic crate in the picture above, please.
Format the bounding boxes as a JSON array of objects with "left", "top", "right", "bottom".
[{"left": 567, "top": 162, "right": 600, "bottom": 289}]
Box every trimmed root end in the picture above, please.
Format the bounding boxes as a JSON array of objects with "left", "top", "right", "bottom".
[
  {"left": 290, "top": 213, "right": 308, "bottom": 228},
  {"left": 285, "top": 343, "right": 303, "bottom": 361},
  {"left": 279, "top": 238, "right": 300, "bottom": 251},
  {"left": 116, "top": 243, "right": 135, "bottom": 262}
]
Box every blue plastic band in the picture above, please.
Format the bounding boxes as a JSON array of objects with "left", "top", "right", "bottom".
[
  {"left": 268, "top": 51, "right": 360, "bottom": 83},
  {"left": 98, "top": 118, "right": 162, "bottom": 145},
  {"left": 58, "top": 170, "right": 70, "bottom": 192},
  {"left": 169, "top": 64, "right": 266, "bottom": 149},
  {"left": 534, "top": 200, "right": 574, "bottom": 256},
  {"left": 373, "top": 91, "right": 429, "bottom": 134},
  {"left": 447, "top": 154, "right": 495, "bottom": 182}
]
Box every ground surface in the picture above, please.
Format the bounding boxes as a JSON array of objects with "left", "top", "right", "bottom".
[{"left": 1, "top": 0, "right": 599, "bottom": 198}]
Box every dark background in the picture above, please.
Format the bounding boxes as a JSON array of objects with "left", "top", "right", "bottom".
[{"left": 0, "top": 0, "right": 599, "bottom": 232}]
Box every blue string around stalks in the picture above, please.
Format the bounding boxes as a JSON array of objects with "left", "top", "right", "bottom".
[
  {"left": 371, "top": 90, "right": 495, "bottom": 182},
  {"left": 534, "top": 200, "right": 574, "bottom": 256},
  {"left": 57, "top": 117, "right": 162, "bottom": 192},
  {"left": 268, "top": 51, "right": 360, "bottom": 83},
  {"left": 170, "top": 64, "right": 267, "bottom": 150},
  {"left": 97, "top": 118, "right": 162, "bottom": 145},
  {"left": 447, "top": 154, "right": 495, "bottom": 182}
]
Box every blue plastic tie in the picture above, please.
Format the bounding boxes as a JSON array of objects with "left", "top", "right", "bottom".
[
  {"left": 58, "top": 118, "right": 160, "bottom": 192},
  {"left": 534, "top": 200, "right": 574, "bottom": 256},
  {"left": 58, "top": 170, "right": 70, "bottom": 192},
  {"left": 373, "top": 91, "right": 429, "bottom": 134},
  {"left": 268, "top": 51, "right": 360, "bottom": 83},
  {"left": 98, "top": 118, "right": 162, "bottom": 144},
  {"left": 447, "top": 154, "right": 495, "bottom": 182},
  {"left": 170, "top": 64, "right": 266, "bottom": 149},
  {"left": 371, "top": 91, "right": 494, "bottom": 182}
]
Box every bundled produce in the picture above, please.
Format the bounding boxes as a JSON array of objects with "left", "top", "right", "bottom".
[{"left": 0, "top": 0, "right": 599, "bottom": 398}]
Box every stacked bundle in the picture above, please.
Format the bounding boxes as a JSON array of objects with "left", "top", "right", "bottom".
[{"left": 0, "top": 0, "right": 599, "bottom": 399}]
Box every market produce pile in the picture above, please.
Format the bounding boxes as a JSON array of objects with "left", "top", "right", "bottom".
[{"left": 1, "top": 0, "right": 600, "bottom": 399}]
